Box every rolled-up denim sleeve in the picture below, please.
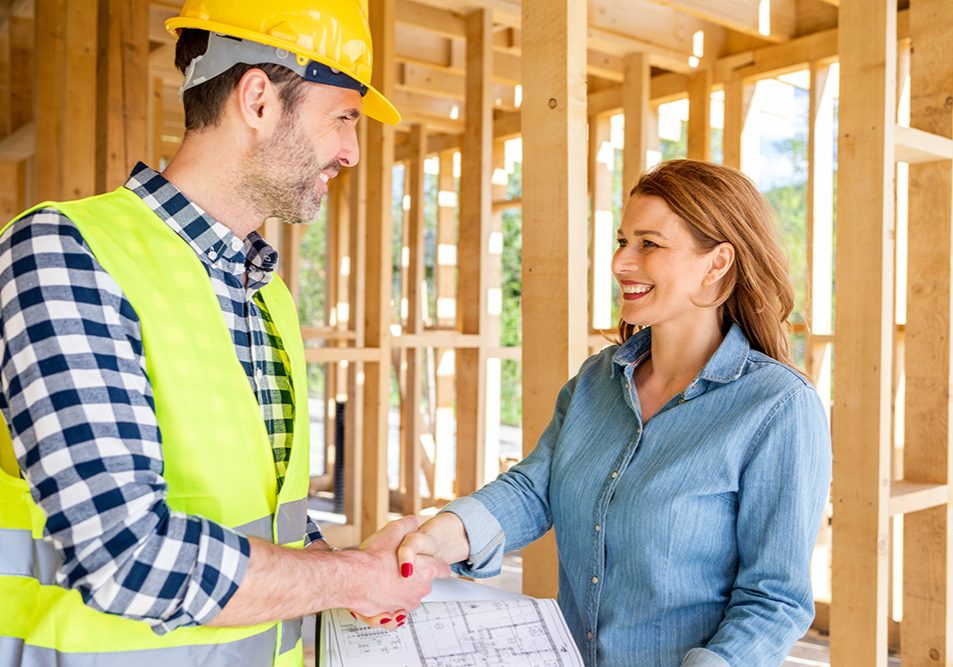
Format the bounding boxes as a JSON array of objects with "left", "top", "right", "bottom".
[
  {"left": 441, "top": 370, "right": 582, "bottom": 578},
  {"left": 694, "top": 385, "right": 832, "bottom": 666}
]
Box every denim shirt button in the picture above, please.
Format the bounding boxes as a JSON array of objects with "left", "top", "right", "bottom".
[
  {"left": 586, "top": 631, "right": 593, "bottom": 640},
  {"left": 591, "top": 576, "right": 599, "bottom": 585},
  {"left": 594, "top": 524, "right": 601, "bottom": 532},
  {"left": 610, "top": 471, "right": 618, "bottom": 479}
]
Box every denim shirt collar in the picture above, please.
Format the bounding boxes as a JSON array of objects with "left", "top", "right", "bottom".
[{"left": 611, "top": 322, "right": 750, "bottom": 399}]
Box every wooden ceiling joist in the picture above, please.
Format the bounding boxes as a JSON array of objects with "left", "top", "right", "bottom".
[{"left": 643, "top": 0, "right": 796, "bottom": 43}]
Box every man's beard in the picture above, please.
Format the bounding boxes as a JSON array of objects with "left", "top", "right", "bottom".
[{"left": 239, "top": 111, "right": 338, "bottom": 226}]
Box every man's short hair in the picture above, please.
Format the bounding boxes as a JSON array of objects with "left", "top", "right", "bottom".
[{"left": 174, "top": 29, "right": 308, "bottom": 131}]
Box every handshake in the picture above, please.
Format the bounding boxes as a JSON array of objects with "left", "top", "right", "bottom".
[{"left": 343, "top": 512, "right": 469, "bottom": 631}]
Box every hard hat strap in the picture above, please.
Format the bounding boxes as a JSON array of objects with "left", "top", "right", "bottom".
[{"left": 180, "top": 32, "right": 368, "bottom": 99}]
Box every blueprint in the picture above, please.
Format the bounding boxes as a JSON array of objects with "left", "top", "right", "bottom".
[{"left": 320, "top": 581, "right": 583, "bottom": 666}]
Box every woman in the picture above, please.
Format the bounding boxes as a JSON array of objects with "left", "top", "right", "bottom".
[{"left": 387, "top": 159, "right": 831, "bottom": 666}]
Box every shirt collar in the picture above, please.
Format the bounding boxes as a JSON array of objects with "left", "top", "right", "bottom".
[
  {"left": 612, "top": 322, "right": 750, "bottom": 398},
  {"left": 123, "top": 162, "right": 279, "bottom": 280}
]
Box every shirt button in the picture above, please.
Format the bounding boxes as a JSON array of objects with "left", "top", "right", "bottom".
[
  {"left": 586, "top": 631, "right": 593, "bottom": 641},
  {"left": 230, "top": 238, "right": 243, "bottom": 252},
  {"left": 255, "top": 368, "right": 263, "bottom": 382},
  {"left": 594, "top": 524, "right": 601, "bottom": 532},
  {"left": 207, "top": 249, "right": 217, "bottom": 260},
  {"left": 591, "top": 576, "right": 599, "bottom": 585},
  {"left": 610, "top": 471, "right": 618, "bottom": 479}
]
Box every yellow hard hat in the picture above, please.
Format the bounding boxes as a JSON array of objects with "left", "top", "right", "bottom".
[{"left": 166, "top": 0, "right": 400, "bottom": 125}]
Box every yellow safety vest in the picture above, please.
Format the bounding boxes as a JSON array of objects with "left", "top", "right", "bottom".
[{"left": 0, "top": 188, "right": 311, "bottom": 666}]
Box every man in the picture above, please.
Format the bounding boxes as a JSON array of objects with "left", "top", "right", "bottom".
[{"left": 0, "top": 1, "right": 447, "bottom": 665}]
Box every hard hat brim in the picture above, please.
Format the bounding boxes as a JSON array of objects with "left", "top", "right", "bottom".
[{"left": 166, "top": 16, "right": 402, "bottom": 125}]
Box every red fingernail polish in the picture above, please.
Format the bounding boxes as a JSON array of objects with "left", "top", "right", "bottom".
[
  {"left": 349, "top": 611, "right": 356, "bottom": 619},
  {"left": 396, "top": 614, "right": 406, "bottom": 622},
  {"left": 401, "top": 562, "right": 414, "bottom": 578},
  {"left": 398, "top": 622, "right": 405, "bottom": 627},
  {"left": 380, "top": 618, "right": 391, "bottom": 625}
]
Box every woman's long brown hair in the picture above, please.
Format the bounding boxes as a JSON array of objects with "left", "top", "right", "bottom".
[{"left": 617, "top": 159, "right": 796, "bottom": 368}]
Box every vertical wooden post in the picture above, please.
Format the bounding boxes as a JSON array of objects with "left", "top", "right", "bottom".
[
  {"left": 830, "top": 1, "right": 896, "bottom": 665},
  {"left": 455, "top": 8, "right": 491, "bottom": 497},
  {"left": 902, "top": 0, "right": 953, "bottom": 663},
  {"left": 434, "top": 149, "right": 457, "bottom": 499},
  {"left": 622, "top": 52, "right": 650, "bottom": 193},
  {"left": 151, "top": 76, "right": 164, "bottom": 168},
  {"left": 0, "top": 16, "right": 15, "bottom": 220},
  {"left": 687, "top": 69, "right": 712, "bottom": 162},
  {"left": 361, "top": 0, "right": 396, "bottom": 538},
  {"left": 520, "top": 0, "right": 588, "bottom": 599},
  {"left": 483, "top": 140, "right": 506, "bottom": 484},
  {"left": 346, "top": 120, "right": 368, "bottom": 534},
  {"left": 722, "top": 78, "right": 753, "bottom": 171},
  {"left": 95, "top": 0, "right": 147, "bottom": 194},
  {"left": 33, "top": 0, "right": 66, "bottom": 202},
  {"left": 402, "top": 124, "right": 426, "bottom": 515},
  {"left": 588, "top": 113, "right": 614, "bottom": 334}
]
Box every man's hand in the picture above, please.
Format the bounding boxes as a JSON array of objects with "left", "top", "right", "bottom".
[{"left": 346, "top": 516, "right": 450, "bottom": 623}]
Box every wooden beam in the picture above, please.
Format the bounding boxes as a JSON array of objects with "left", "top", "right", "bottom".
[
  {"left": 361, "top": 0, "right": 396, "bottom": 539},
  {"left": 829, "top": 1, "right": 896, "bottom": 665},
  {"left": 433, "top": 149, "right": 457, "bottom": 500},
  {"left": 622, "top": 52, "right": 650, "bottom": 194},
  {"left": 895, "top": 125, "right": 953, "bottom": 164},
  {"left": 96, "top": 0, "right": 149, "bottom": 194},
  {"left": 401, "top": 124, "right": 426, "bottom": 515},
  {"left": 643, "top": 0, "right": 796, "bottom": 42},
  {"left": 722, "top": 78, "right": 753, "bottom": 169},
  {"left": 520, "top": 0, "right": 588, "bottom": 600},
  {"left": 588, "top": 114, "right": 614, "bottom": 332},
  {"left": 687, "top": 68, "right": 712, "bottom": 161},
  {"left": 33, "top": 0, "right": 66, "bottom": 202},
  {"left": 902, "top": 1, "right": 953, "bottom": 664},
  {"left": 454, "top": 8, "right": 491, "bottom": 498}
]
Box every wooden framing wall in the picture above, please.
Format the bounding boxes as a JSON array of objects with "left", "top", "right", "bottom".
[{"left": 4, "top": 1, "right": 953, "bottom": 663}]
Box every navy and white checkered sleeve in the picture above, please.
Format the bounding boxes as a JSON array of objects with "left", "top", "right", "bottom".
[
  {"left": 305, "top": 516, "right": 325, "bottom": 546},
  {"left": 0, "top": 210, "right": 250, "bottom": 634}
]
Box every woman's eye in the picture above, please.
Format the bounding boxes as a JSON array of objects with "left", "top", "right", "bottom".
[
  {"left": 642, "top": 240, "right": 658, "bottom": 249},
  {"left": 616, "top": 238, "right": 627, "bottom": 248}
]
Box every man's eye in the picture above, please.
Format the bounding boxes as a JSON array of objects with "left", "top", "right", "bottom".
[
  {"left": 642, "top": 240, "right": 658, "bottom": 248},
  {"left": 616, "top": 238, "right": 627, "bottom": 248}
]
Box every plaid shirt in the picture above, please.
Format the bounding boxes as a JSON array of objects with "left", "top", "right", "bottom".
[{"left": 0, "top": 163, "right": 322, "bottom": 634}]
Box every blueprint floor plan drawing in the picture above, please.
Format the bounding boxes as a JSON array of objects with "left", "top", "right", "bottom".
[{"left": 319, "top": 592, "right": 583, "bottom": 666}]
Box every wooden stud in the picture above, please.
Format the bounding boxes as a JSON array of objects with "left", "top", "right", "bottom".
[
  {"left": 902, "top": 0, "right": 953, "bottom": 664},
  {"left": 33, "top": 0, "right": 66, "bottom": 202},
  {"left": 520, "top": 0, "right": 589, "bottom": 599},
  {"left": 687, "top": 68, "right": 712, "bottom": 161},
  {"left": 346, "top": 120, "right": 368, "bottom": 535},
  {"left": 95, "top": 0, "right": 147, "bottom": 194},
  {"left": 361, "top": 0, "right": 396, "bottom": 539},
  {"left": 588, "top": 113, "right": 614, "bottom": 333},
  {"left": 722, "top": 78, "right": 753, "bottom": 170},
  {"left": 830, "top": 2, "right": 897, "bottom": 665},
  {"left": 622, "top": 52, "right": 650, "bottom": 193},
  {"left": 401, "top": 124, "right": 427, "bottom": 515},
  {"left": 454, "top": 8, "right": 491, "bottom": 498},
  {"left": 433, "top": 149, "right": 457, "bottom": 500}
]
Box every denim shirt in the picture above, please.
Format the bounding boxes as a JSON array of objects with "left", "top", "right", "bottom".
[{"left": 444, "top": 324, "right": 832, "bottom": 667}]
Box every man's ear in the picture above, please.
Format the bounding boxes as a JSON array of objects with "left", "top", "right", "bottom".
[
  {"left": 234, "top": 68, "right": 281, "bottom": 135},
  {"left": 703, "top": 242, "right": 735, "bottom": 287}
]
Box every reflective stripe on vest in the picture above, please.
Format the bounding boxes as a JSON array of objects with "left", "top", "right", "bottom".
[
  {"left": 0, "top": 628, "right": 277, "bottom": 667},
  {"left": 0, "top": 497, "right": 307, "bottom": 586}
]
